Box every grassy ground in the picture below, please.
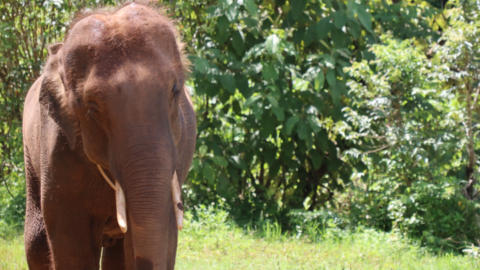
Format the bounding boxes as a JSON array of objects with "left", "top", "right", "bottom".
[
  {"left": 0, "top": 208, "right": 478, "bottom": 269},
  {"left": 0, "top": 235, "right": 26, "bottom": 270}
]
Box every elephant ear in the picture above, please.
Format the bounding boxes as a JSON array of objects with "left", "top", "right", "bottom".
[{"left": 39, "top": 43, "right": 79, "bottom": 150}]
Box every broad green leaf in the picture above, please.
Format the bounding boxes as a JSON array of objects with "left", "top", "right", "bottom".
[
  {"left": 293, "top": 27, "right": 305, "bottom": 45},
  {"left": 272, "top": 107, "right": 285, "bottom": 121},
  {"left": 236, "top": 75, "right": 252, "bottom": 98},
  {"left": 192, "top": 158, "right": 202, "bottom": 173},
  {"left": 244, "top": 63, "right": 263, "bottom": 75},
  {"left": 308, "top": 116, "right": 322, "bottom": 132},
  {"left": 215, "top": 28, "right": 229, "bottom": 44},
  {"left": 266, "top": 94, "right": 279, "bottom": 107},
  {"left": 261, "top": 113, "right": 276, "bottom": 138},
  {"left": 195, "top": 57, "right": 210, "bottom": 74},
  {"left": 230, "top": 155, "right": 247, "bottom": 170},
  {"left": 326, "top": 69, "right": 336, "bottom": 86},
  {"left": 346, "top": 1, "right": 357, "bottom": 19},
  {"left": 333, "top": 10, "right": 347, "bottom": 29},
  {"left": 328, "top": 158, "right": 343, "bottom": 172},
  {"left": 331, "top": 30, "right": 347, "bottom": 47},
  {"left": 244, "top": 94, "right": 262, "bottom": 107},
  {"left": 199, "top": 145, "right": 208, "bottom": 156},
  {"left": 244, "top": 0, "right": 257, "bottom": 18},
  {"left": 286, "top": 115, "right": 300, "bottom": 135},
  {"left": 217, "top": 15, "right": 230, "bottom": 31},
  {"left": 290, "top": 0, "right": 307, "bottom": 20},
  {"left": 315, "top": 71, "right": 325, "bottom": 91},
  {"left": 310, "top": 150, "right": 323, "bottom": 170},
  {"left": 242, "top": 17, "right": 258, "bottom": 28},
  {"left": 266, "top": 34, "right": 280, "bottom": 54},
  {"left": 296, "top": 121, "right": 308, "bottom": 140},
  {"left": 212, "top": 156, "right": 228, "bottom": 167},
  {"left": 348, "top": 20, "right": 361, "bottom": 38},
  {"left": 243, "top": 43, "right": 266, "bottom": 61},
  {"left": 316, "top": 17, "right": 332, "bottom": 39},
  {"left": 303, "top": 66, "right": 321, "bottom": 81},
  {"left": 207, "top": 6, "right": 222, "bottom": 17},
  {"left": 225, "top": 4, "right": 238, "bottom": 22},
  {"left": 304, "top": 26, "right": 315, "bottom": 47},
  {"left": 252, "top": 102, "right": 264, "bottom": 119},
  {"left": 220, "top": 73, "right": 236, "bottom": 93},
  {"left": 262, "top": 63, "right": 279, "bottom": 81},
  {"left": 305, "top": 131, "right": 313, "bottom": 150},
  {"left": 329, "top": 84, "right": 341, "bottom": 105},
  {"left": 203, "top": 163, "right": 215, "bottom": 185},
  {"left": 283, "top": 40, "right": 297, "bottom": 56},
  {"left": 232, "top": 30, "right": 245, "bottom": 56},
  {"left": 357, "top": 7, "right": 372, "bottom": 32},
  {"left": 323, "top": 55, "right": 336, "bottom": 69},
  {"left": 216, "top": 174, "right": 230, "bottom": 196}
]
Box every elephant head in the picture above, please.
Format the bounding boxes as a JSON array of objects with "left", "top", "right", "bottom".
[{"left": 38, "top": 4, "right": 189, "bottom": 267}]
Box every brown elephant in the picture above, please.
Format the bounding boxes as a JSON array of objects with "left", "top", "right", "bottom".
[{"left": 22, "top": 3, "right": 196, "bottom": 270}]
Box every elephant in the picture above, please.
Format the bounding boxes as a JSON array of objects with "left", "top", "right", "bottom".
[{"left": 22, "top": 3, "right": 196, "bottom": 270}]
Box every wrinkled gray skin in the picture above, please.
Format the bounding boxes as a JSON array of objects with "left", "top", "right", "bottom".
[{"left": 22, "top": 3, "right": 196, "bottom": 270}]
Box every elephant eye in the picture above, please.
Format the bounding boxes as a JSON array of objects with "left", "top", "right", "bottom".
[
  {"left": 172, "top": 83, "right": 180, "bottom": 97},
  {"left": 87, "top": 101, "right": 104, "bottom": 122}
]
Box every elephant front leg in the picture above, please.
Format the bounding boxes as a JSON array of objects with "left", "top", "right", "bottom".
[
  {"left": 25, "top": 180, "right": 51, "bottom": 269},
  {"left": 24, "top": 210, "right": 51, "bottom": 270},
  {"left": 42, "top": 196, "right": 103, "bottom": 270}
]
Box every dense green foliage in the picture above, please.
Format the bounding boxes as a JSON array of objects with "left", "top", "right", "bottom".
[
  {"left": 179, "top": 0, "right": 444, "bottom": 216},
  {"left": 1, "top": 0, "right": 480, "bottom": 255}
]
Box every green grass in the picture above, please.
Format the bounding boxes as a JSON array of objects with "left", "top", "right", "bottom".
[
  {"left": 1, "top": 207, "right": 478, "bottom": 269},
  {"left": 0, "top": 235, "right": 27, "bottom": 270}
]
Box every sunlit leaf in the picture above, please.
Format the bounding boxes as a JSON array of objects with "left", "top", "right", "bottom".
[
  {"left": 315, "top": 71, "right": 325, "bottom": 91},
  {"left": 265, "top": 34, "right": 280, "bottom": 54}
]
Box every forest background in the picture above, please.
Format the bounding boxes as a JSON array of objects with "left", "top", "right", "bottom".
[{"left": 1, "top": 0, "right": 480, "bottom": 254}]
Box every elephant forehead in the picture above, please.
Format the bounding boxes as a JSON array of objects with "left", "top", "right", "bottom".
[
  {"left": 62, "top": 3, "right": 186, "bottom": 101},
  {"left": 84, "top": 61, "right": 175, "bottom": 95},
  {"left": 66, "top": 4, "right": 177, "bottom": 52},
  {"left": 63, "top": 6, "right": 181, "bottom": 74}
]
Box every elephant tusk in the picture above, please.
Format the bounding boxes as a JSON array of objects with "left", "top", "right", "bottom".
[
  {"left": 115, "top": 181, "right": 128, "bottom": 233},
  {"left": 171, "top": 171, "right": 183, "bottom": 231},
  {"left": 98, "top": 165, "right": 181, "bottom": 232},
  {"left": 97, "top": 165, "right": 115, "bottom": 190},
  {"left": 97, "top": 165, "right": 127, "bottom": 233}
]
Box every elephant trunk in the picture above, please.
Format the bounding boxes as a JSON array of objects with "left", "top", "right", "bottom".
[{"left": 112, "top": 136, "right": 177, "bottom": 269}]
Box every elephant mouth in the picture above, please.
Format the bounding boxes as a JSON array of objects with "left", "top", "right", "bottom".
[{"left": 97, "top": 165, "right": 184, "bottom": 233}]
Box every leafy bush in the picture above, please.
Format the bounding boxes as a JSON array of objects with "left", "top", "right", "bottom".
[
  {"left": 339, "top": 4, "right": 480, "bottom": 249},
  {"left": 178, "top": 0, "right": 446, "bottom": 228}
]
